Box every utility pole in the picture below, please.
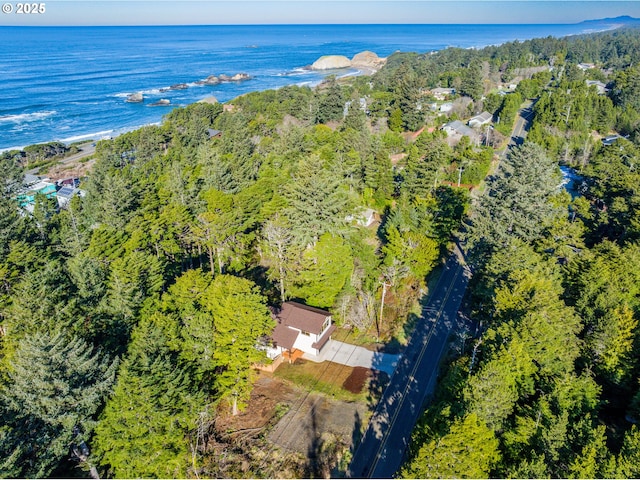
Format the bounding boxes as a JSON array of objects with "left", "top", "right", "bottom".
[{"left": 378, "top": 280, "right": 390, "bottom": 342}]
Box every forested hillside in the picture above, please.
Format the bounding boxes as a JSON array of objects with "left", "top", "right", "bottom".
[
  {"left": 399, "top": 27, "right": 640, "bottom": 479},
  {"left": 1, "top": 25, "right": 640, "bottom": 478}
]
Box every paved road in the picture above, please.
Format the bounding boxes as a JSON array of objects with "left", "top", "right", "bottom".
[
  {"left": 509, "top": 99, "right": 535, "bottom": 147},
  {"left": 26, "top": 142, "right": 96, "bottom": 176},
  {"left": 489, "top": 99, "right": 536, "bottom": 178},
  {"left": 60, "top": 142, "right": 96, "bottom": 164},
  {"left": 347, "top": 242, "right": 471, "bottom": 479}
]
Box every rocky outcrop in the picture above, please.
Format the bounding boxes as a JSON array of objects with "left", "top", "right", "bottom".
[
  {"left": 351, "top": 51, "right": 386, "bottom": 71},
  {"left": 311, "top": 55, "right": 352, "bottom": 70},
  {"left": 126, "top": 92, "right": 144, "bottom": 103},
  {"left": 310, "top": 52, "right": 386, "bottom": 72},
  {"left": 201, "top": 75, "right": 221, "bottom": 85},
  {"left": 169, "top": 83, "right": 189, "bottom": 90},
  {"left": 199, "top": 73, "right": 252, "bottom": 85},
  {"left": 149, "top": 99, "right": 170, "bottom": 107},
  {"left": 222, "top": 73, "right": 252, "bottom": 82},
  {"left": 198, "top": 96, "right": 219, "bottom": 104}
]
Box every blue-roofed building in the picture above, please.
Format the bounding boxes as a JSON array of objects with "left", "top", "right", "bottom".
[{"left": 16, "top": 181, "right": 58, "bottom": 209}]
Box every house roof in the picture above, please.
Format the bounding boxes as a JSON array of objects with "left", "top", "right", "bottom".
[
  {"left": 207, "top": 128, "right": 222, "bottom": 138},
  {"left": 271, "top": 322, "right": 299, "bottom": 350},
  {"left": 23, "top": 174, "right": 42, "bottom": 186},
  {"left": 312, "top": 325, "right": 337, "bottom": 350},
  {"left": 444, "top": 120, "right": 477, "bottom": 138},
  {"left": 277, "top": 301, "right": 331, "bottom": 335},
  {"left": 56, "top": 186, "right": 76, "bottom": 199},
  {"left": 431, "top": 87, "right": 455, "bottom": 94},
  {"left": 469, "top": 111, "right": 493, "bottom": 125}
]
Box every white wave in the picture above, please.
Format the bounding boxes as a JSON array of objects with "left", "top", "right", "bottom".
[
  {"left": 277, "top": 68, "right": 312, "bottom": 77},
  {"left": 60, "top": 130, "right": 114, "bottom": 144},
  {"left": 141, "top": 87, "right": 168, "bottom": 95},
  {"left": 0, "top": 110, "right": 56, "bottom": 123},
  {"left": 113, "top": 87, "right": 168, "bottom": 98},
  {"left": 0, "top": 145, "right": 26, "bottom": 153}
]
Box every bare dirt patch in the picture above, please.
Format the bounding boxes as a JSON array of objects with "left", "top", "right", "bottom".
[
  {"left": 343, "top": 366, "right": 371, "bottom": 394},
  {"left": 204, "top": 362, "right": 389, "bottom": 477},
  {"left": 45, "top": 158, "right": 95, "bottom": 181},
  {"left": 268, "top": 390, "right": 366, "bottom": 455},
  {"left": 215, "top": 374, "right": 299, "bottom": 433}
]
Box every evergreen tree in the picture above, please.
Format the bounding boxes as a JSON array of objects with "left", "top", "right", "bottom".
[
  {"left": 156, "top": 269, "right": 216, "bottom": 383},
  {"left": 466, "top": 142, "right": 562, "bottom": 257},
  {"left": 0, "top": 332, "right": 117, "bottom": 478},
  {"left": 260, "top": 214, "right": 298, "bottom": 302},
  {"left": 0, "top": 155, "right": 30, "bottom": 262},
  {"left": 191, "top": 189, "right": 253, "bottom": 275},
  {"left": 400, "top": 413, "right": 500, "bottom": 479},
  {"left": 204, "top": 275, "right": 274, "bottom": 415},
  {"left": 315, "top": 77, "right": 345, "bottom": 124},
  {"left": 284, "top": 155, "right": 348, "bottom": 245},
  {"left": 93, "top": 318, "right": 203, "bottom": 478},
  {"left": 290, "top": 233, "right": 354, "bottom": 308}
]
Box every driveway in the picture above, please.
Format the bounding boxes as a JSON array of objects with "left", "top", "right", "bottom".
[{"left": 303, "top": 340, "right": 400, "bottom": 376}]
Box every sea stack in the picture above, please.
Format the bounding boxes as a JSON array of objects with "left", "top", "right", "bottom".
[
  {"left": 311, "top": 55, "right": 352, "bottom": 70},
  {"left": 126, "top": 92, "right": 144, "bottom": 103},
  {"left": 351, "top": 51, "right": 387, "bottom": 71},
  {"left": 149, "top": 99, "right": 171, "bottom": 107}
]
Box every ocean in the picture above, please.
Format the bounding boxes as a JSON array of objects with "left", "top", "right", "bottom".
[{"left": 0, "top": 23, "right": 615, "bottom": 151}]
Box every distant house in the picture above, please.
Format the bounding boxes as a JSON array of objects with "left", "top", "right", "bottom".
[
  {"left": 468, "top": 111, "right": 493, "bottom": 128},
  {"left": 430, "top": 87, "right": 456, "bottom": 101},
  {"left": 440, "top": 102, "right": 454, "bottom": 113},
  {"left": 578, "top": 63, "right": 596, "bottom": 71},
  {"left": 443, "top": 120, "right": 479, "bottom": 142},
  {"left": 16, "top": 180, "right": 57, "bottom": 211},
  {"left": 267, "top": 302, "right": 336, "bottom": 361},
  {"left": 207, "top": 129, "right": 222, "bottom": 139},
  {"left": 346, "top": 208, "right": 377, "bottom": 227},
  {"left": 56, "top": 185, "right": 83, "bottom": 208},
  {"left": 56, "top": 177, "right": 80, "bottom": 188},
  {"left": 23, "top": 173, "right": 43, "bottom": 187},
  {"left": 586, "top": 80, "right": 608, "bottom": 95}
]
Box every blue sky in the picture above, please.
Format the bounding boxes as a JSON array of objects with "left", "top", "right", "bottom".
[{"left": 1, "top": 1, "right": 639, "bottom": 26}]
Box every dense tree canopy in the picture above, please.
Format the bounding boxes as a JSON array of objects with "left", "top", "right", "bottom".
[{"left": 2, "top": 25, "right": 640, "bottom": 479}]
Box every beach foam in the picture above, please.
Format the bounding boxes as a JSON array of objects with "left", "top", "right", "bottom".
[{"left": 0, "top": 110, "right": 56, "bottom": 123}]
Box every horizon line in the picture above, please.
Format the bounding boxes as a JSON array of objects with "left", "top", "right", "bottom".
[{"left": 3, "top": 18, "right": 637, "bottom": 27}]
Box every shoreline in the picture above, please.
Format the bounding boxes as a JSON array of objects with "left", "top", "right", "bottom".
[
  {"left": 2, "top": 21, "right": 633, "bottom": 154},
  {"left": 2, "top": 68, "right": 371, "bottom": 155}
]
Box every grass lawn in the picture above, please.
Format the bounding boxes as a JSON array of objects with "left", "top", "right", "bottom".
[{"left": 274, "top": 359, "right": 375, "bottom": 403}]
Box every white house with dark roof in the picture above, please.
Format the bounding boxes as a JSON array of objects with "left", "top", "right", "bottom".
[{"left": 267, "top": 301, "right": 336, "bottom": 361}]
